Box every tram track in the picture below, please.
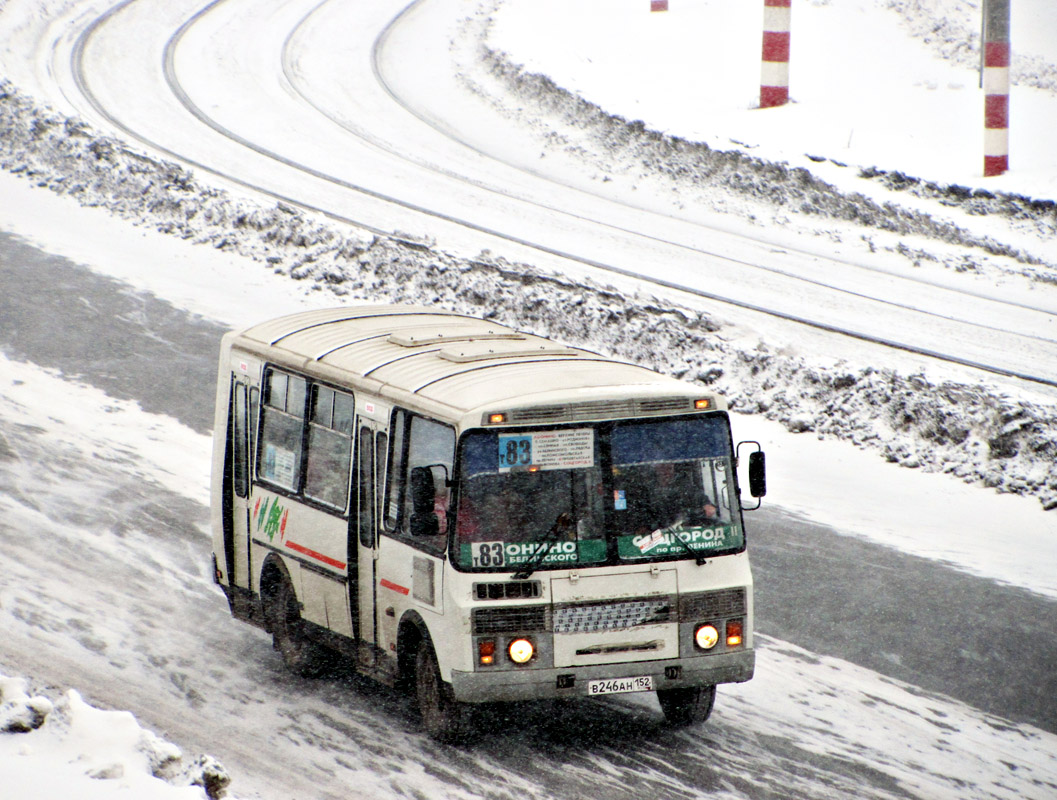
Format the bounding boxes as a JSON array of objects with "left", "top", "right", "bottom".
[{"left": 63, "top": 0, "right": 1057, "bottom": 389}]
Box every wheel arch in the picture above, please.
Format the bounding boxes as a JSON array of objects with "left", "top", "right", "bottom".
[
  {"left": 396, "top": 609, "right": 432, "bottom": 692},
  {"left": 259, "top": 553, "right": 294, "bottom": 629}
]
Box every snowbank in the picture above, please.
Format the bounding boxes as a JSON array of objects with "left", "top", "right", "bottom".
[
  {"left": 2, "top": 75, "right": 1055, "bottom": 510},
  {"left": 0, "top": 672, "right": 232, "bottom": 799}
]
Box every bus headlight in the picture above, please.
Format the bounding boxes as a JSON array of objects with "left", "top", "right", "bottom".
[
  {"left": 508, "top": 638, "right": 535, "bottom": 664},
  {"left": 694, "top": 624, "right": 719, "bottom": 650}
]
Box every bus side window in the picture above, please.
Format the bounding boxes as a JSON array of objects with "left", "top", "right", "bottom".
[
  {"left": 358, "top": 426, "right": 375, "bottom": 548},
  {"left": 375, "top": 431, "right": 387, "bottom": 527},
  {"left": 385, "top": 411, "right": 407, "bottom": 530},
  {"left": 384, "top": 410, "right": 454, "bottom": 553},
  {"left": 249, "top": 387, "right": 259, "bottom": 481},
  {"left": 232, "top": 382, "right": 249, "bottom": 499},
  {"left": 304, "top": 385, "right": 354, "bottom": 512},
  {"left": 258, "top": 368, "right": 307, "bottom": 493}
]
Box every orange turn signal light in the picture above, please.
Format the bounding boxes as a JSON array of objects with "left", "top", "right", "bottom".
[{"left": 726, "top": 619, "right": 744, "bottom": 647}]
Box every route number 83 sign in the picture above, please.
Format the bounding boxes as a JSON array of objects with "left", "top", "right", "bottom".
[{"left": 497, "top": 429, "right": 594, "bottom": 472}]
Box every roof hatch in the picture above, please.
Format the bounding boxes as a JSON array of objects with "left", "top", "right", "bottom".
[{"left": 387, "top": 323, "right": 525, "bottom": 348}]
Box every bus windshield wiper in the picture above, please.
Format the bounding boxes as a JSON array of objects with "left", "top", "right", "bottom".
[{"left": 513, "top": 512, "right": 574, "bottom": 580}]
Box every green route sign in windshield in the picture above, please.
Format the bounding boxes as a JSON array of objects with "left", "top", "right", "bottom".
[
  {"left": 461, "top": 539, "right": 606, "bottom": 569},
  {"left": 619, "top": 524, "right": 739, "bottom": 559}
]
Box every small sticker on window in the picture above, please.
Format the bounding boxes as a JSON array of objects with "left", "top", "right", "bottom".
[
  {"left": 263, "top": 443, "right": 296, "bottom": 486},
  {"left": 614, "top": 489, "right": 627, "bottom": 510}
]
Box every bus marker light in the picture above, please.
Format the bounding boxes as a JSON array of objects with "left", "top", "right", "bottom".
[
  {"left": 726, "top": 619, "right": 743, "bottom": 647},
  {"left": 695, "top": 398, "right": 712, "bottom": 409},
  {"left": 488, "top": 413, "right": 506, "bottom": 424},
  {"left": 695, "top": 624, "right": 719, "bottom": 650},
  {"left": 508, "top": 638, "right": 535, "bottom": 664},
  {"left": 479, "top": 639, "right": 496, "bottom": 665}
]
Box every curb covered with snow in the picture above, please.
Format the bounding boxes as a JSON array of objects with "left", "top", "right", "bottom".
[{"left": 1, "top": 77, "right": 1056, "bottom": 510}]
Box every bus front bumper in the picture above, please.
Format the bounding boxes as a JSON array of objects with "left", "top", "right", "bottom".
[{"left": 450, "top": 649, "right": 754, "bottom": 703}]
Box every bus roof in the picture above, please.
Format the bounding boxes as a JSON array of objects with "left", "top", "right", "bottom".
[{"left": 232, "top": 305, "right": 721, "bottom": 422}]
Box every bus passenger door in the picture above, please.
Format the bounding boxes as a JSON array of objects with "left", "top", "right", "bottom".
[
  {"left": 353, "top": 420, "right": 386, "bottom": 667},
  {"left": 226, "top": 380, "right": 255, "bottom": 588}
]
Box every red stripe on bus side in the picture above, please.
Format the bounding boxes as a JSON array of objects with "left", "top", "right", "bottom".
[
  {"left": 284, "top": 540, "right": 346, "bottom": 570},
  {"left": 380, "top": 578, "right": 410, "bottom": 596}
]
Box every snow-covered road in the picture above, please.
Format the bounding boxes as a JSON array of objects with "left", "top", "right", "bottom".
[
  {"left": 2, "top": 0, "right": 1057, "bottom": 798},
  {"left": 2, "top": 227, "right": 1055, "bottom": 800}
]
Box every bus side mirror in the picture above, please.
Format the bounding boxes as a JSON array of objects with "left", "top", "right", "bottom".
[
  {"left": 409, "top": 466, "right": 439, "bottom": 537},
  {"left": 737, "top": 441, "right": 766, "bottom": 510},
  {"left": 748, "top": 451, "right": 766, "bottom": 498}
]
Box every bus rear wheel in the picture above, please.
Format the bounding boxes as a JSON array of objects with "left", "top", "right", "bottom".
[
  {"left": 657, "top": 685, "right": 716, "bottom": 727},
  {"left": 267, "top": 578, "right": 329, "bottom": 678},
  {"left": 415, "top": 644, "right": 472, "bottom": 742}
]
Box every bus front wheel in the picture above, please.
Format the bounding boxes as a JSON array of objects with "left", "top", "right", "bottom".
[
  {"left": 415, "top": 644, "right": 472, "bottom": 742},
  {"left": 657, "top": 685, "right": 716, "bottom": 727}
]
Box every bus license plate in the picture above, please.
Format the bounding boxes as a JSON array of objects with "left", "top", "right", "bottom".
[{"left": 587, "top": 676, "right": 653, "bottom": 695}]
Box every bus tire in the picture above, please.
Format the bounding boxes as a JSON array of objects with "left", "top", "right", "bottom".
[
  {"left": 415, "top": 643, "right": 471, "bottom": 743},
  {"left": 657, "top": 685, "right": 716, "bottom": 727},
  {"left": 266, "top": 577, "right": 329, "bottom": 678}
]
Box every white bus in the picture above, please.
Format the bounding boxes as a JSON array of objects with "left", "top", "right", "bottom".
[{"left": 210, "top": 305, "right": 765, "bottom": 740}]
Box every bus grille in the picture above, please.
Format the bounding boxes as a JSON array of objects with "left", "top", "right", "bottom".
[
  {"left": 553, "top": 597, "right": 676, "bottom": 634},
  {"left": 472, "top": 605, "right": 548, "bottom": 634},
  {"left": 679, "top": 588, "right": 747, "bottom": 621},
  {"left": 471, "top": 589, "right": 744, "bottom": 636}
]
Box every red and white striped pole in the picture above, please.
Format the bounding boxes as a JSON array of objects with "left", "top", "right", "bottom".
[
  {"left": 760, "top": 0, "right": 791, "bottom": 108},
  {"left": 982, "top": 0, "right": 1010, "bottom": 176}
]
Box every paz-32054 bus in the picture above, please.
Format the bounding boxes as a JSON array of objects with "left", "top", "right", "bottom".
[{"left": 210, "top": 305, "right": 765, "bottom": 740}]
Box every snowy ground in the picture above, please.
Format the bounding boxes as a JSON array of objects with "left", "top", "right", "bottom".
[
  {"left": 1, "top": 325, "right": 1055, "bottom": 798},
  {"left": 1, "top": 673, "right": 230, "bottom": 799},
  {"left": 1, "top": 0, "right": 1057, "bottom": 798}
]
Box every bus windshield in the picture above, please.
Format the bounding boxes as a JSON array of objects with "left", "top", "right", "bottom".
[{"left": 453, "top": 415, "right": 744, "bottom": 572}]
